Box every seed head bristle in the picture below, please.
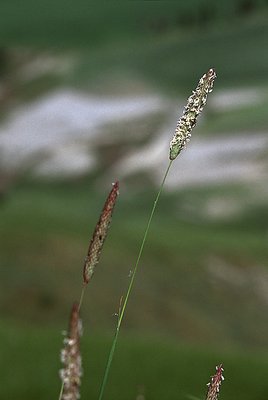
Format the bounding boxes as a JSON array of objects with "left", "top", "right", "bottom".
[
  {"left": 206, "top": 364, "right": 224, "bottom": 400},
  {"left": 83, "top": 181, "right": 119, "bottom": 284},
  {"left": 169, "top": 68, "right": 216, "bottom": 160},
  {"left": 60, "top": 302, "right": 83, "bottom": 400}
]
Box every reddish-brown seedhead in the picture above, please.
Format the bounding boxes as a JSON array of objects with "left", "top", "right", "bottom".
[{"left": 83, "top": 181, "right": 119, "bottom": 284}]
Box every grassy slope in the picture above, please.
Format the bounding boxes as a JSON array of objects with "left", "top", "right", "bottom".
[
  {"left": 1, "top": 321, "right": 268, "bottom": 400},
  {"left": 0, "top": 6, "right": 268, "bottom": 398},
  {"left": 0, "top": 1, "right": 266, "bottom": 45},
  {"left": 1, "top": 182, "right": 267, "bottom": 348},
  {"left": 0, "top": 4, "right": 268, "bottom": 92},
  {"left": 2, "top": 10, "right": 268, "bottom": 133}
]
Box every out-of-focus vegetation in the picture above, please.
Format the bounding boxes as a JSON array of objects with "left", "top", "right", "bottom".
[
  {"left": 1, "top": 181, "right": 267, "bottom": 347},
  {"left": 0, "top": 1, "right": 267, "bottom": 46},
  {"left": 0, "top": 1, "right": 268, "bottom": 94},
  {"left": 1, "top": 2, "right": 268, "bottom": 399},
  {"left": 1, "top": 321, "right": 268, "bottom": 400}
]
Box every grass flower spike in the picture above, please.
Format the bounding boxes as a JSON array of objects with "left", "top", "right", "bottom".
[
  {"left": 59, "top": 302, "right": 83, "bottom": 400},
  {"left": 83, "top": 181, "right": 119, "bottom": 284},
  {"left": 206, "top": 364, "right": 224, "bottom": 400},
  {"left": 98, "top": 69, "right": 217, "bottom": 400},
  {"left": 59, "top": 182, "right": 119, "bottom": 399},
  {"left": 169, "top": 68, "right": 216, "bottom": 160}
]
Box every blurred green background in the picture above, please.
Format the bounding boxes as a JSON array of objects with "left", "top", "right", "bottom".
[{"left": 0, "top": 1, "right": 268, "bottom": 399}]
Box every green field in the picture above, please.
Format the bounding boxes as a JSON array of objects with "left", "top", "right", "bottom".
[
  {"left": 2, "top": 5, "right": 268, "bottom": 136},
  {"left": 1, "top": 181, "right": 267, "bottom": 347},
  {"left": 1, "top": 3, "right": 268, "bottom": 399},
  {"left": 1, "top": 321, "right": 268, "bottom": 400},
  {"left": 1, "top": 4, "right": 268, "bottom": 94}
]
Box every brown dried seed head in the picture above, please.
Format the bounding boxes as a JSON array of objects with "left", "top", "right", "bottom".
[
  {"left": 83, "top": 181, "right": 119, "bottom": 284},
  {"left": 206, "top": 364, "right": 224, "bottom": 400},
  {"left": 60, "top": 302, "right": 83, "bottom": 400},
  {"left": 169, "top": 68, "right": 216, "bottom": 160}
]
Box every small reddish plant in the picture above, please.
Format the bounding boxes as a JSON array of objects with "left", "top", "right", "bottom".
[{"left": 206, "top": 364, "right": 224, "bottom": 400}]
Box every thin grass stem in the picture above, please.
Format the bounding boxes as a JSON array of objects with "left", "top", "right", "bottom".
[
  {"left": 78, "top": 284, "right": 86, "bottom": 312},
  {"left": 98, "top": 159, "right": 173, "bottom": 400},
  {"left": 58, "top": 382, "right": 64, "bottom": 400}
]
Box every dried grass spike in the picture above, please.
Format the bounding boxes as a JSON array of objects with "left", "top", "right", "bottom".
[
  {"left": 83, "top": 181, "right": 119, "bottom": 284},
  {"left": 60, "top": 302, "right": 82, "bottom": 400},
  {"left": 206, "top": 364, "right": 224, "bottom": 400},
  {"left": 169, "top": 68, "right": 216, "bottom": 160}
]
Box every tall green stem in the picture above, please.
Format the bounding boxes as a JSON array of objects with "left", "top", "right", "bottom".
[
  {"left": 98, "top": 159, "right": 173, "bottom": 400},
  {"left": 58, "top": 382, "right": 64, "bottom": 400}
]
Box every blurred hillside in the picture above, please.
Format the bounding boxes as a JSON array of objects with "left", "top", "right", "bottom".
[
  {"left": 1, "top": 0, "right": 268, "bottom": 341},
  {"left": 0, "top": 3, "right": 268, "bottom": 400}
]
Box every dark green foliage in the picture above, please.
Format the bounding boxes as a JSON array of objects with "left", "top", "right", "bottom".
[
  {"left": 1, "top": 182, "right": 267, "bottom": 348},
  {"left": 0, "top": 1, "right": 267, "bottom": 46},
  {"left": 1, "top": 322, "right": 268, "bottom": 400}
]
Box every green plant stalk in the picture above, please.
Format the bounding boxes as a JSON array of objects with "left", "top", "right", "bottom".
[
  {"left": 98, "top": 159, "right": 173, "bottom": 400},
  {"left": 78, "top": 284, "right": 86, "bottom": 312},
  {"left": 58, "top": 182, "right": 119, "bottom": 399},
  {"left": 58, "top": 382, "right": 64, "bottom": 400}
]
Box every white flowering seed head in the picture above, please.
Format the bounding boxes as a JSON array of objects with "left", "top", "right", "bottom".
[
  {"left": 206, "top": 364, "right": 224, "bottom": 400},
  {"left": 59, "top": 303, "right": 83, "bottom": 400},
  {"left": 169, "top": 68, "right": 216, "bottom": 160}
]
